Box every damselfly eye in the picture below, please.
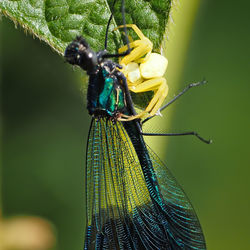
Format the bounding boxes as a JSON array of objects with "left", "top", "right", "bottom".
[{"left": 64, "top": 37, "right": 97, "bottom": 74}]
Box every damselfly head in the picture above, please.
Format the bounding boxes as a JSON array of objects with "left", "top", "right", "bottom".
[{"left": 64, "top": 36, "right": 98, "bottom": 74}]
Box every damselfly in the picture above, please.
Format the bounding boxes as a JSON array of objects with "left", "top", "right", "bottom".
[{"left": 65, "top": 0, "right": 210, "bottom": 249}]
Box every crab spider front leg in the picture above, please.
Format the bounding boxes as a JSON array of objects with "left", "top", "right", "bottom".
[
  {"left": 118, "top": 40, "right": 152, "bottom": 65},
  {"left": 114, "top": 24, "right": 153, "bottom": 64}
]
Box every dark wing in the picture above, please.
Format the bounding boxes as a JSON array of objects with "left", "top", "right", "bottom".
[
  {"left": 146, "top": 146, "right": 206, "bottom": 249},
  {"left": 85, "top": 118, "right": 206, "bottom": 250}
]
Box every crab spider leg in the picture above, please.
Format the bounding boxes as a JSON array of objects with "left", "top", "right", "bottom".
[
  {"left": 147, "top": 81, "right": 168, "bottom": 115},
  {"left": 119, "top": 41, "right": 152, "bottom": 64},
  {"left": 119, "top": 77, "right": 168, "bottom": 121},
  {"left": 115, "top": 24, "right": 153, "bottom": 64},
  {"left": 118, "top": 40, "right": 149, "bottom": 53},
  {"left": 114, "top": 24, "right": 147, "bottom": 40},
  {"left": 132, "top": 78, "right": 168, "bottom": 113}
]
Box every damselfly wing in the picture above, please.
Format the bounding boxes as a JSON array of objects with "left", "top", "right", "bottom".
[{"left": 85, "top": 117, "right": 206, "bottom": 249}]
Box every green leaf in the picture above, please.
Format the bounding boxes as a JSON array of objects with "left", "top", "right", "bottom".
[
  {"left": 109, "top": 0, "right": 172, "bottom": 51},
  {"left": 0, "top": 0, "right": 173, "bottom": 55}
]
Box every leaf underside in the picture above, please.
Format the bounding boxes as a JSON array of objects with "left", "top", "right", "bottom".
[{"left": 0, "top": 0, "right": 173, "bottom": 55}]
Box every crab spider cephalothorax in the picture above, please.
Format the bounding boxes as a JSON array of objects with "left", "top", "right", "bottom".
[{"left": 115, "top": 24, "right": 169, "bottom": 121}]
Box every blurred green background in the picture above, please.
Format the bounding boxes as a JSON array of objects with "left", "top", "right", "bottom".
[{"left": 1, "top": 0, "right": 250, "bottom": 249}]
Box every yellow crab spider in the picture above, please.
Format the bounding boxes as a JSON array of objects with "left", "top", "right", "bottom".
[{"left": 114, "top": 24, "right": 169, "bottom": 121}]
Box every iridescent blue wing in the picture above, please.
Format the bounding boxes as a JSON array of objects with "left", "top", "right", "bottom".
[
  {"left": 85, "top": 118, "right": 206, "bottom": 250},
  {"left": 146, "top": 146, "right": 206, "bottom": 249}
]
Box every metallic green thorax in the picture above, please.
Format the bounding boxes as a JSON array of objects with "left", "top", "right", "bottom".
[{"left": 98, "top": 69, "right": 125, "bottom": 116}]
